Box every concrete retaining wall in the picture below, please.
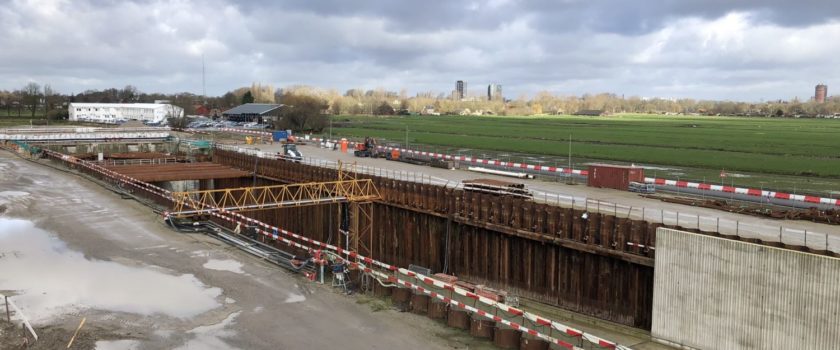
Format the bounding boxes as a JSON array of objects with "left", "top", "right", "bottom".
[{"left": 652, "top": 228, "right": 840, "bottom": 349}]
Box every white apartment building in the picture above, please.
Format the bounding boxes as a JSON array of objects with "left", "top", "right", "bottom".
[{"left": 68, "top": 103, "right": 184, "bottom": 124}]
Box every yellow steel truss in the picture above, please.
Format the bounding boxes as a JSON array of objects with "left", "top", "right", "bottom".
[
  {"left": 348, "top": 201, "right": 374, "bottom": 258},
  {"left": 170, "top": 179, "right": 380, "bottom": 216}
]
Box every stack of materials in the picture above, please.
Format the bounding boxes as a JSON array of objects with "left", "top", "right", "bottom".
[{"left": 462, "top": 179, "right": 532, "bottom": 199}]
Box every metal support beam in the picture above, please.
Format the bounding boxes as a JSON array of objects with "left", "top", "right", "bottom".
[
  {"left": 170, "top": 179, "right": 380, "bottom": 216},
  {"left": 349, "top": 201, "right": 374, "bottom": 258}
]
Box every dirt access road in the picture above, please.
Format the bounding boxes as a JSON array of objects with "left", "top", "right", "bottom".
[{"left": 0, "top": 151, "right": 489, "bottom": 350}]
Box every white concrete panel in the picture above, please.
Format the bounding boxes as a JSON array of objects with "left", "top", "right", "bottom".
[{"left": 652, "top": 228, "right": 840, "bottom": 349}]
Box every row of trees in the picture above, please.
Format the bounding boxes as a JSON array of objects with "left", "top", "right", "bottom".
[
  {"left": 0, "top": 83, "right": 62, "bottom": 118},
  {"left": 0, "top": 84, "right": 227, "bottom": 120},
  {"left": 278, "top": 86, "right": 840, "bottom": 117},
  {"left": 4, "top": 82, "right": 839, "bottom": 126}
]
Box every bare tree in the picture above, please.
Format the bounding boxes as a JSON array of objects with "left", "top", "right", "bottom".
[
  {"left": 43, "top": 84, "right": 55, "bottom": 112},
  {"left": 119, "top": 85, "right": 138, "bottom": 102},
  {"left": 22, "top": 82, "right": 41, "bottom": 118}
]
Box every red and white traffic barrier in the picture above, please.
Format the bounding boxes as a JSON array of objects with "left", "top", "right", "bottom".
[
  {"left": 306, "top": 136, "right": 587, "bottom": 176},
  {"left": 192, "top": 185, "right": 626, "bottom": 349},
  {"left": 308, "top": 136, "right": 838, "bottom": 208},
  {"left": 187, "top": 127, "right": 271, "bottom": 137},
  {"left": 216, "top": 127, "right": 271, "bottom": 137},
  {"left": 645, "top": 177, "right": 840, "bottom": 207}
]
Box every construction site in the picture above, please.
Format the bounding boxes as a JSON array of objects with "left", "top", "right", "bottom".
[{"left": 1, "top": 126, "right": 839, "bottom": 350}]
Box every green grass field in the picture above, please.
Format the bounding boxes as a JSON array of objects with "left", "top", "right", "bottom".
[{"left": 322, "top": 114, "right": 840, "bottom": 196}]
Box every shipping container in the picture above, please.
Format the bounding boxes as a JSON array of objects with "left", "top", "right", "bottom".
[
  {"left": 587, "top": 164, "right": 645, "bottom": 191},
  {"left": 271, "top": 130, "right": 289, "bottom": 141}
]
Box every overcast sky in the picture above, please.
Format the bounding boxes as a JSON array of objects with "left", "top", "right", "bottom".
[{"left": 2, "top": 0, "right": 839, "bottom": 101}]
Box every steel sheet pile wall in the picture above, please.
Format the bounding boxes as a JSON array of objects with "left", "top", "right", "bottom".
[
  {"left": 213, "top": 149, "right": 662, "bottom": 328},
  {"left": 652, "top": 228, "right": 840, "bottom": 349}
]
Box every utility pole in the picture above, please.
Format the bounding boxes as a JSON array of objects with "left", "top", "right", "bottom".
[{"left": 405, "top": 125, "right": 409, "bottom": 148}]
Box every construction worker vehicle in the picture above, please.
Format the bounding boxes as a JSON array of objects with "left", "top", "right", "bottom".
[
  {"left": 354, "top": 137, "right": 380, "bottom": 158},
  {"left": 282, "top": 143, "right": 302, "bottom": 162}
]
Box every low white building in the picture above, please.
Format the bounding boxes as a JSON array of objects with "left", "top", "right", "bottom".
[{"left": 68, "top": 103, "right": 184, "bottom": 124}]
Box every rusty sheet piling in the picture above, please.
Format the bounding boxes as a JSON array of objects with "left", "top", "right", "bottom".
[{"left": 209, "top": 149, "right": 670, "bottom": 328}]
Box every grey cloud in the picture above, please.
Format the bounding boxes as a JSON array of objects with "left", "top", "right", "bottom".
[
  {"left": 525, "top": 0, "right": 840, "bottom": 35},
  {"left": 1, "top": 0, "right": 839, "bottom": 101}
]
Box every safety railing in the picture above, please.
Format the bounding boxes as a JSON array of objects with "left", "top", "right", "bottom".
[
  {"left": 530, "top": 190, "right": 840, "bottom": 254},
  {"left": 93, "top": 158, "right": 180, "bottom": 166}
]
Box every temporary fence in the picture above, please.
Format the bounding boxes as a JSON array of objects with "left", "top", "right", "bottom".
[
  {"left": 93, "top": 158, "right": 180, "bottom": 166},
  {"left": 190, "top": 127, "right": 272, "bottom": 137},
  {"left": 0, "top": 126, "right": 168, "bottom": 134},
  {"left": 0, "top": 131, "right": 170, "bottom": 141},
  {"left": 302, "top": 134, "right": 840, "bottom": 209},
  {"left": 646, "top": 177, "right": 840, "bottom": 207}
]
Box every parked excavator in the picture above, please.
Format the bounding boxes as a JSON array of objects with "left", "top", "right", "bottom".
[{"left": 354, "top": 137, "right": 380, "bottom": 158}]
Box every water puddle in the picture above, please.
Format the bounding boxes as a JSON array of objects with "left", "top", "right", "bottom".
[
  {"left": 284, "top": 293, "right": 306, "bottom": 304},
  {"left": 0, "top": 218, "right": 222, "bottom": 322},
  {"left": 95, "top": 339, "right": 141, "bottom": 350},
  {"left": 203, "top": 259, "right": 244, "bottom": 274},
  {"left": 175, "top": 311, "right": 241, "bottom": 349}
]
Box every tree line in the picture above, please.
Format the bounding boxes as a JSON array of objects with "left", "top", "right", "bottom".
[
  {"left": 282, "top": 86, "right": 840, "bottom": 118},
  {"left": 0, "top": 84, "right": 235, "bottom": 120},
  {"left": 3, "top": 82, "right": 838, "bottom": 124}
]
